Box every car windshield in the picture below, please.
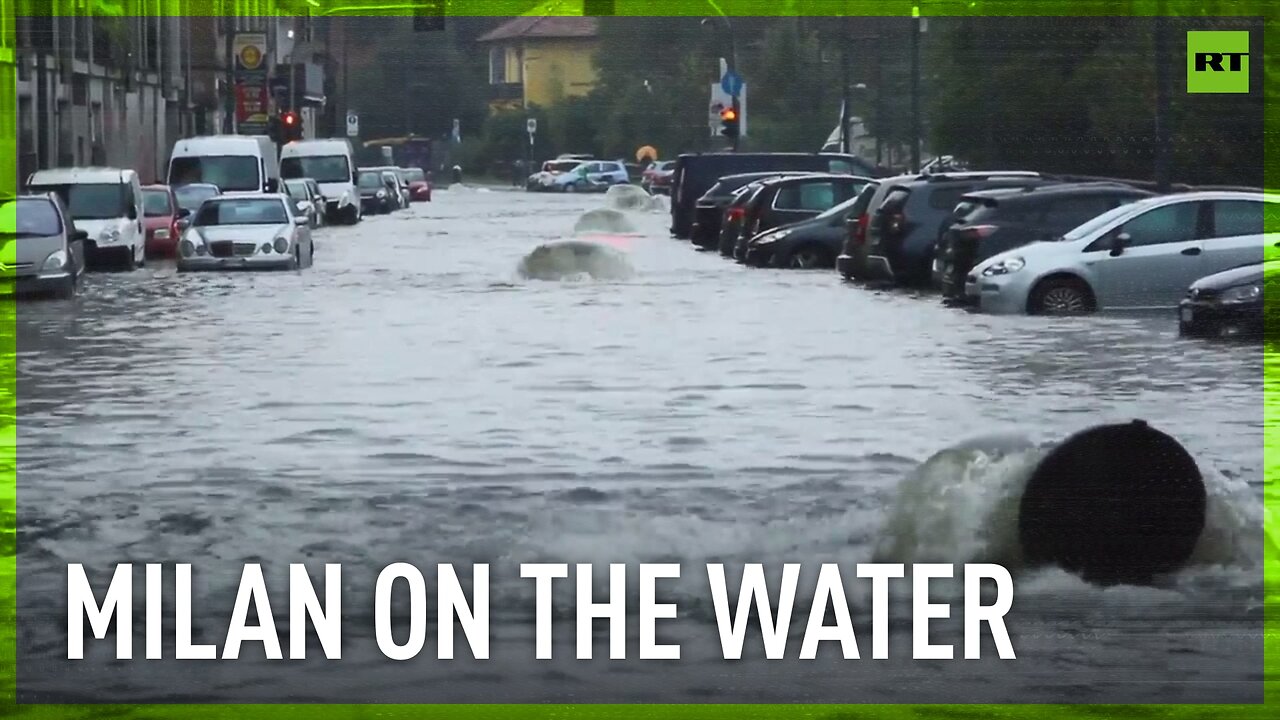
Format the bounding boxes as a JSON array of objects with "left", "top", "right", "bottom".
[
  {"left": 382, "top": 172, "right": 399, "bottom": 185},
  {"left": 1060, "top": 201, "right": 1145, "bottom": 242},
  {"left": 142, "top": 189, "right": 173, "bottom": 216},
  {"left": 280, "top": 155, "right": 351, "bottom": 183},
  {"left": 193, "top": 198, "right": 289, "bottom": 226},
  {"left": 169, "top": 156, "right": 260, "bottom": 191},
  {"left": 2, "top": 198, "right": 63, "bottom": 237},
  {"left": 403, "top": 169, "right": 426, "bottom": 182},
  {"left": 173, "top": 185, "right": 220, "bottom": 212},
  {"left": 358, "top": 173, "right": 383, "bottom": 189},
  {"left": 28, "top": 183, "right": 128, "bottom": 220},
  {"left": 285, "top": 180, "right": 308, "bottom": 197}
]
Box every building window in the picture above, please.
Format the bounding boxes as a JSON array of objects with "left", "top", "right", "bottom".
[{"left": 489, "top": 46, "right": 506, "bottom": 84}]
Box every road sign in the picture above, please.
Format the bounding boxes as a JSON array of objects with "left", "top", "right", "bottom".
[
  {"left": 346, "top": 111, "right": 359, "bottom": 137},
  {"left": 721, "top": 70, "right": 744, "bottom": 97},
  {"left": 526, "top": 118, "right": 537, "bottom": 134}
]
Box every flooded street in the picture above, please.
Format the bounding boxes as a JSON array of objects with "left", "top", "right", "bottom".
[{"left": 15, "top": 187, "right": 1266, "bottom": 703}]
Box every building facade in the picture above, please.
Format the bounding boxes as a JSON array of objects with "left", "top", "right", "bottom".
[
  {"left": 477, "top": 17, "right": 599, "bottom": 113},
  {"left": 11, "top": 2, "right": 328, "bottom": 186}
]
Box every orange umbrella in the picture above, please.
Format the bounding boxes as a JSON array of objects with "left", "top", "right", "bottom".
[{"left": 635, "top": 145, "right": 659, "bottom": 163}]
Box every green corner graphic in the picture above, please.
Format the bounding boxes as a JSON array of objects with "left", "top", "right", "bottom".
[{"left": 1187, "top": 30, "right": 1251, "bottom": 94}]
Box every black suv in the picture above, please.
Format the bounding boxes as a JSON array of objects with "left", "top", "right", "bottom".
[
  {"left": 690, "top": 171, "right": 812, "bottom": 249},
  {"left": 733, "top": 174, "right": 870, "bottom": 261},
  {"left": 859, "top": 171, "right": 1053, "bottom": 285},
  {"left": 935, "top": 182, "right": 1156, "bottom": 302}
]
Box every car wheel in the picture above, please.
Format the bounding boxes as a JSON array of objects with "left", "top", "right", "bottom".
[
  {"left": 785, "top": 245, "right": 831, "bottom": 270},
  {"left": 565, "top": 183, "right": 577, "bottom": 193},
  {"left": 134, "top": 245, "right": 145, "bottom": 269},
  {"left": 54, "top": 275, "right": 76, "bottom": 300},
  {"left": 1028, "top": 276, "right": 1095, "bottom": 315}
]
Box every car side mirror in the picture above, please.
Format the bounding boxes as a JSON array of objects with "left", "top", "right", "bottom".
[
  {"left": 72, "top": 229, "right": 89, "bottom": 241},
  {"left": 296, "top": 201, "right": 311, "bottom": 214},
  {"left": 176, "top": 217, "right": 191, "bottom": 231},
  {"left": 1110, "top": 231, "right": 1131, "bottom": 257},
  {"left": 126, "top": 205, "right": 138, "bottom": 220},
  {"left": 293, "top": 215, "right": 309, "bottom": 226},
  {"left": 177, "top": 207, "right": 191, "bottom": 218}
]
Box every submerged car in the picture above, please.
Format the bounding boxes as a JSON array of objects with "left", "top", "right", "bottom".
[
  {"left": 400, "top": 167, "right": 432, "bottom": 202},
  {"left": 1, "top": 193, "right": 88, "bottom": 299},
  {"left": 142, "top": 184, "right": 190, "bottom": 259},
  {"left": 176, "top": 194, "right": 314, "bottom": 272},
  {"left": 173, "top": 183, "right": 222, "bottom": 214},
  {"left": 357, "top": 171, "right": 394, "bottom": 214},
  {"left": 1178, "top": 260, "right": 1277, "bottom": 341},
  {"left": 966, "top": 191, "right": 1276, "bottom": 315}
]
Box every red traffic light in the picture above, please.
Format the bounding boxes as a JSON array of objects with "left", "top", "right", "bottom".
[
  {"left": 720, "top": 107, "right": 738, "bottom": 122},
  {"left": 283, "top": 112, "right": 298, "bottom": 126}
]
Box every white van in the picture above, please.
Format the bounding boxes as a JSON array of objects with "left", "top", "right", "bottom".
[
  {"left": 25, "top": 167, "right": 146, "bottom": 270},
  {"left": 279, "top": 139, "right": 362, "bottom": 225},
  {"left": 167, "top": 135, "right": 280, "bottom": 197}
]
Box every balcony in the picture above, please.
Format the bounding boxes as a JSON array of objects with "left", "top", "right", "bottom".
[{"left": 488, "top": 82, "right": 523, "bottom": 102}]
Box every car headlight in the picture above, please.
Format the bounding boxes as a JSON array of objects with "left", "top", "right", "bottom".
[
  {"left": 377, "top": 190, "right": 386, "bottom": 198},
  {"left": 982, "top": 256, "right": 1026, "bottom": 277},
  {"left": 754, "top": 230, "right": 791, "bottom": 245},
  {"left": 179, "top": 240, "right": 196, "bottom": 257},
  {"left": 153, "top": 228, "right": 170, "bottom": 240},
  {"left": 273, "top": 237, "right": 289, "bottom": 254},
  {"left": 41, "top": 250, "right": 67, "bottom": 272},
  {"left": 99, "top": 228, "right": 120, "bottom": 243},
  {"left": 261, "top": 242, "right": 274, "bottom": 254},
  {"left": 1221, "top": 283, "right": 1261, "bottom": 304}
]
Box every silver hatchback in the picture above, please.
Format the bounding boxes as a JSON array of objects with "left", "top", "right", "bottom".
[{"left": 2, "top": 193, "right": 89, "bottom": 299}]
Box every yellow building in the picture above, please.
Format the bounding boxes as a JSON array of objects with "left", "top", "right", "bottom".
[{"left": 477, "top": 17, "right": 600, "bottom": 113}]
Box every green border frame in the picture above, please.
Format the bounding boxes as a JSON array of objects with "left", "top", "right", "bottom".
[{"left": 1, "top": 0, "right": 1275, "bottom": 716}]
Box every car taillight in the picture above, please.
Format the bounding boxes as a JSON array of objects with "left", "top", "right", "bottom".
[
  {"left": 727, "top": 207, "right": 745, "bottom": 222},
  {"left": 854, "top": 214, "right": 869, "bottom": 244},
  {"left": 958, "top": 224, "right": 998, "bottom": 239}
]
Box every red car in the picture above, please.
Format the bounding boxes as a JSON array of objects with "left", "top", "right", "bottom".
[
  {"left": 400, "top": 168, "right": 433, "bottom": 202},
  {"left": 142, "top": 184, "right": 187, "bottom": 259},
  {"left": 641, "top": 161, "right": 675, "bottom": 194}
]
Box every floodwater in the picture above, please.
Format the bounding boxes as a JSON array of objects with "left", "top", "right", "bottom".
[{"left": 13, "top": 185, "right": 1267, "bottom": 704}]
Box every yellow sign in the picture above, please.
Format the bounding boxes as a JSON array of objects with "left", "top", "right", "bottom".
[{"left": 239, "top": 44, "right": 262, "bottom": 71}]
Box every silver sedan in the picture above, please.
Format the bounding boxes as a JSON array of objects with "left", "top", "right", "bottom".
[{"left": 176, "top": 194, "right": 315, "bottom": 272}]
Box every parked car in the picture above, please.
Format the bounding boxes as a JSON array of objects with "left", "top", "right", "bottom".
[
  {"left": 936, "top": 182, "right": 1156, "bottom": 303},
  {"left": 280, "top": 138, "right": 362, "bottom": 224},
  {"left": 400, "top": 167, "right": 432, "bottom": 201},
  {"left": 26, "top": 166, "right": 146, "bottom": 271},
  {"left": 172, "top": 183, "right": 222, "bottom": 214},
  {"left": 743, "top": 183, "right": 880, "bottom": 269},
  {"left": 690, "top": 171, "right": 814, "bottom": 249},
  {"left": 362, "top": 167, "right": 410, "bottom": 209},
  {"left": 859, "top": 171, "right": 1055, "bottom": 286},
  {"left": 733, "top": 174, "right": 872, "bottom": 261},
  {"left": 0, "top": 193, "right": 88, "bottom": 299},
  {"left": 176, "top": 194, "right": 314, "bottom": 272},
  {"left": 552, "top": 161, "right": 630, "bottom": 193},
  {"left": 670, "top": 152, "right": 881, "bottom": 239},
  {"left": 966, "top": 191, "right": 1277, "bottom": 315},
  {"left": 1179, "top": 260, "right": 1277, "bottom": 341},
  {"left": 528, "top": 159, "right": 585, "bottom": 191},
  {"left": 642, "top": 161, "right": 676, "bottom": 194},
  {"left": 169, "top": 135, "right": 280, "bottom": 196},
  {"left": 357, "top": 171, "right": 394, "bottom": 214},
  {"left": 717, "top": 181, "right": 779, "bottom": 257},
  {"left": 284, "top": 179, "right": 324, "bottom": 229},
  {"left": 142, "top": 184, "right": 189, "bottom": 259}
]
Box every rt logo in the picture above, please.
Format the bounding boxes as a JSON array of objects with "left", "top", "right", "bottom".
[{"left": 1187, "top": 31, "right": 1250, "bottom": 94}]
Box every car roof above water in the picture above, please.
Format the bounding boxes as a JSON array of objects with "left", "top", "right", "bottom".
[{"left": 28, "top": 167, "right": 135, "bottom": 185}]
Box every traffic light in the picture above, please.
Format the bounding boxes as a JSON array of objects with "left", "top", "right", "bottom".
[
  {"left": 281, "top": 111, "right": 302, "bottom": 142},
  {"left": 719, "top": 105, "right": 740, "bottom": 139}
]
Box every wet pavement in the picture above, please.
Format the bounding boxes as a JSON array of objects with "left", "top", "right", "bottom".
[{"left": 13, "top": 185, "right": 1267, "bottom": 703}]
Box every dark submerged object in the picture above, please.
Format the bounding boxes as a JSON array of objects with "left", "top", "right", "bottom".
[{"left": 1018, "top": 420, "right": 1206, "bottom": 585}]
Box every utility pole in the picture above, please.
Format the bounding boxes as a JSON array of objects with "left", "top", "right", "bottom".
[
  {"left": 841, "top": 16, "right": 851, "bottom": 154},
  {"left": 910, "top": 9, "right": 922, "bottom": 173},
  {"left": 1153, "top": 0, "right": 1172, "bottom": 192}
]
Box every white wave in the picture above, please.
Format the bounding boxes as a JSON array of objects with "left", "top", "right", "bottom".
[{"left": 516, "top": 240, "right": 636, "bottom": 282}]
